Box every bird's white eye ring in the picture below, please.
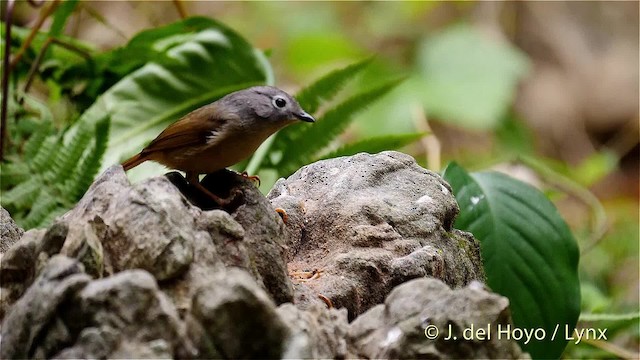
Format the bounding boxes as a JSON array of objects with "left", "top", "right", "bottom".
[{"left": 272, "top": 96, "right": 287, "bottom": 109}]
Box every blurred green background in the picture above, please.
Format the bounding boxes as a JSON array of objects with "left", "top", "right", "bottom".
[{"left": 6, "top": 1, "right": 639, "bottom": 358}]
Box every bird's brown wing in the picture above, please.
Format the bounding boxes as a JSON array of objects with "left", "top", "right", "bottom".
[{"left": 140, "top": 104, "right": 237, "bottom": 155}]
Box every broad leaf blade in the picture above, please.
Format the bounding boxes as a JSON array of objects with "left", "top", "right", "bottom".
[
  {"left": 442, "top": 162, "right": 580, "bottom": 359},
  {"left": 69, "top": 17, "right": 272, "bottom": 179},
  {"left": 417, "top": 25, "right": 530, "bottom": 129}
]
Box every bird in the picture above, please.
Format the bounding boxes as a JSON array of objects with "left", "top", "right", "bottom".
[{"left": 121, "top": 85, "right": 315, "bottom": 205}]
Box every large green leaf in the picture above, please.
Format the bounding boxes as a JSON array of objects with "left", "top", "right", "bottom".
[
  {"left": 69, "top": 17, "right": 272, "bottom": 181},
  {"left": 285, "top": 32, "right": 365, "bottom": 75},
  {"left": 417, "top": 24, "right": 530, "bottom": 129},
  {"left": 442, "top": 162, "right": 580, "bottom": 359}
]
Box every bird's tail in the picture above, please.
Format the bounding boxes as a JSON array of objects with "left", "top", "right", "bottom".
[{"left": 121, "top": 153, "right": 147, "bottom": 171}]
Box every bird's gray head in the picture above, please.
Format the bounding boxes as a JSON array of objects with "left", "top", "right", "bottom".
[{"left": 222, "top": 86, "right": 315, "bottom": 125}]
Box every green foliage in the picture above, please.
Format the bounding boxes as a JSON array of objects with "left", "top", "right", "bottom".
[
  {"left": 49, "top": 0, "right": 79, "bottom": 38},
  {"left": 416, "top": 24, "right": 530, "bottom": 129},
  {"left": 254, "top": 60, "right": 416, "bottom": 179},
  {"left": 3, "top": 16, "right": 273, "bottom": 229},
  {"left": 1, "top": 117, "right": 110, "bottom": 229},
  {"left": 7, "top": 17, "right": 419, "bottom": 228},
  {"left": 277, "top": 78, "right": 405, "bottom": 175},
  {"left": 6, "top": 24, "right": 96, "bottom": 92},
  {"left": 495, "top": 111, "right": 536, "bottom": 155},
  {"left": 67, "top": 118, "right": 110, "bottom": 200},
  {"left": 4, "top": 6, "right": 631, "bottom": 359},
  {"left": 285, "top": 32, "right": 365, "bottom": 74},
  {"left": 295, "top": 57, "right": 373, "bottom": 114},
  {"left": 55, "top": 16, "right": 270, "bottom": 109},
  {"left": 65, "top": 16, "right": 272, "bottom": 183},
  {"left": 442, "top": 162, "right": 581, "bottom": 359},
  {"left": 6, "top": 16, "right": 424, "bottom": 213}
]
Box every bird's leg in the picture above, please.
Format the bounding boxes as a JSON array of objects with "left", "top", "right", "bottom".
[
  {"left": 186, "top": 172, "right": 240, "bottom": 206},
  {"left": 239, "top": 171, "right": 260, "bottom": 187}
]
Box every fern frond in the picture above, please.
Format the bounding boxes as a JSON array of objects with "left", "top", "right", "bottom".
[
  {"left": 296, "top": 57, "right": 373, "bottom": 114},
  {"left": 67, "top": 118, "right": 110, "bottom": 200},
  {"left": 21, "top": 193, "right": 59, "bottom": 230},
  {"left": 20, "top": 93, "right": 54, "bottom": 125},
  {"left": 278, "top": 78, "right": 404, "bottom": 175},
  {"left": 50, "top": 122, "right": 93, "bottom": 183},
  {"left": 23, "top": 121, "right": 53, "bottom": 160},
  {"left": 1, "top": 176, "right": 42, "bottom": 208},
  {"left": 318, "top": 132, "right": 426, "bottom": 160},
  {"left": 37, "top": 206, "right": 68, "bottom": 229},
  {"left": 0, "top": 162, "right": 31, "bottom": 187},
  {"left": 272, "top": 58, "right": 374, "bottom": 151},
  {"left": 30, "top": 136, "right": 61, "bottom": 173}
]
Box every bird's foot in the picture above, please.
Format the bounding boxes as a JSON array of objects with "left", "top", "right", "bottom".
[
  {"left": 191, "top": 179, "right": 242, "bottom": 206},
  {"left": 239, "top": 171, "right": 261, "bottom": 187}
]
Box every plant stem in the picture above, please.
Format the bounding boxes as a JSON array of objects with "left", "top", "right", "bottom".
[
  {"left": 1, "top": 0, "right": 15, "bottom": 161},
  {"left": 22, "top": 37, "right": 92, "bottom": 96},
  {"left": 172, "top": 0, "right": 188, "bottom": 19},
  {"left": 9, "top": 0, "right": 59, "bottom": 70}
]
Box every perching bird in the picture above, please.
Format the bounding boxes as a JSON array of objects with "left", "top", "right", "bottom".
[{"left": 121, "top": 86, "right": 315, "bottom": 205}]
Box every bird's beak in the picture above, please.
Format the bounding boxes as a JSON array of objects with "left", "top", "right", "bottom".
[{"left": 295, "top": 111, "right": 315, "bottom": 123}]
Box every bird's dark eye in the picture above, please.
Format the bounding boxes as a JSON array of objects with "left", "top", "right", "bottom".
[{"left": 273, "top": 97, "right": 287, "bottom": 108}]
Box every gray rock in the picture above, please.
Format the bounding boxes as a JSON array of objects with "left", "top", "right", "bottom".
[
  {"left": 268, "top": 151, "right": 485, "bottom": 318},
  {"left": 277, "top": 303, "right": 349, "bottom": 359},
  {"left": 63, "top": 168, "right": 196, "bottom": 281},
  {"left": 0, "top": 255, "right": 91, "bottom": 359},
  {"left": 57, "top": 165, "right": 292, "bottom": 309},
  {"left": 219, "top": 173, "right": 294, "bottom": 305},
  {"left": 38, "top": 221, "right": 68, "bottom": 257},
  {"left": 0, "top": 229, "right": 42, "bottom": 287},
  {"left": 0, "top": 153, "right": 518, "bottom": 359},
  {"left": 162, "top": 208, "right": 246, "bottom": 312},
  {"left": 186, "top": 268, "right": 349, "bottom": 359},
  {"left": 0, "top": 223, "right": 72, "bottom": 319},
  {"left": 53, "top": 326, "right": 119, "bottom": 359},
  {"left": 348, "top": 278, "right": 528, "bottom": 359},
  {"left": 186, "top": 268, "right": 288, "bottom": 358},
  {"left": 191, "top": 170, "right": 294, "bottom": 305},
  {"left": 60, "top": 218, "right": 105, "bottom": 277},
  {"left": 0, "top": 207, "right": 23, "bottom": 253},
  {"left": 56, "top": 269, "right": 189, "bottom": 358}
]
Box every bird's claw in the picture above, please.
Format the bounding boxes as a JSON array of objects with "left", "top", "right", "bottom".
[{"left": 240, "top": 171, "right": 260, "bottom": 187}]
